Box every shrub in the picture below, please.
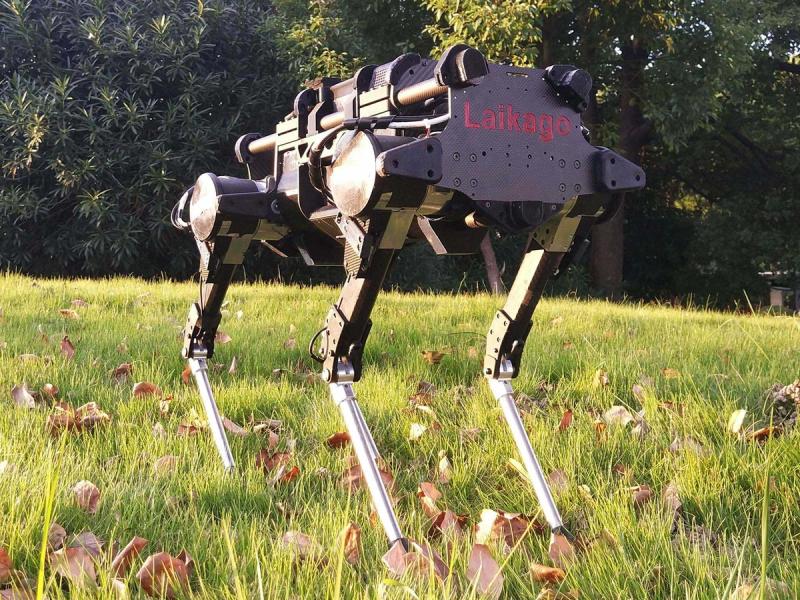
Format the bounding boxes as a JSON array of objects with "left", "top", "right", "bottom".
[{"left": 0, "top": 0, "right": 293, "bottom": 276}]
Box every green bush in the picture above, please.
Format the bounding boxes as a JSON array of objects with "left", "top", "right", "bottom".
[{"left": 0, "top": 0, "right": 293, "bottom": 276}]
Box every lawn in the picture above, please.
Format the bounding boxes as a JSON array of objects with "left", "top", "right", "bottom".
[{"left": 0, "top": 273, "right": 798, "bottom": 599}]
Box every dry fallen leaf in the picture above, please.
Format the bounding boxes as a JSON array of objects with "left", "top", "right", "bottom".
[
  {"left": 631, "top": 484, "right": 653, "bottom": 508},
  {"left": 10, "top": 384, "right": 36, "bottom": 409},
  {"left": 111, "top": 363, "right": 132, "bottom": 384},
  {"left": 221, "top": 417, "right": 248, "bottom": 437},
  {"left": 530, "top": 563, "right": 566, "bottom": 584},
  {"left": 111, "top": 537, "right": 148, "bottom": 578},
  {"left": 557, "top": 409, "right": 573, "bottom": 432},
  {"left": 437, "top": 452, "right": 453, "bottom": 484},
  {"left": 603, "top": 405, "right": 635, "bottom": 426},
  {"left": 60, "top": 335, "right": 76, "bottom": 359},
  {"left": 326, "top": 431, "right": 350, "bottom": 449},
  {"left": 132, "top": 382, "right": 162, "bottom": 397},
  {"left": 421, "top": 350, "right": 446, "bottom": 365},
  {"left": 632, "top": 383, "right": 647, "bottom": 402},
  {"left": 71, "top": 299, "right": 89, "bottom": 307},
  {"left": 256, "top": 450, "right": 292, "bottom": 475},
  {"left": 593, "top": 369, "right": 610, "bottom": 388},
  {"left": 48, "top": 523, "right": 67, "bottom": 551},
  {"left": 417, "top": 482, "right": 442, "bottom": 518},
  {"left": 136, "top": 552, "right": 190, "bottom": 599},
  {"left": 154, "top": 455, "right": 178, "bottom": 475},
  {"left": 427, "top": 509, "right": 467, "bottom": 539},
  {"left": 548, "top": 533, "right": 575, "bottom": 569},
  {"left": 59, "top": 309, "right": 80, "bottom": 320},
  {"left": 180, "top": 367, "right": 191, "bottom": 385},
  {"left": 49, "top": 547, "right": 96, "bottom": 588},
  {"left": 668, "top": 436, "right": 708, "bottom": 456},
  {"left": 215, "top": 331, "right": 232, "bottom": 344},
  {"left": 548, "top": 469, "right": 569, "bottom": 493},
  {"left": 341, "top": 523, "right": 361, "bottom": 565},
  {"left": 341, "top": 460, "right": 395, "bottom": 494},
  {"left": 661, "top": 367, "right": 681, "bottom": 379},
  {"left": 73, "top": 480, "right": 100, "bottom": 514},
  {"left": 382, "top": 539, "right": 449, "bottom": 581},
  {"left": 748, "top": 426, "right": 780, "bottom": 443},
  {"left": 281, "top": 531, "right": 322, "bottom": 562},
  {"left": 0, "top": 547, "right": 12, "bottom": 584},
  {"left": 475, "top": 509, "right": 543, "bottom": 549},
  {"left": 42, "top": 383, "right": 58, "bottom": 398},
  {"left": 466, "top": 544, "right": 503, "bottom": 599},
  {"left": 727, "top": 409, "right": 747, "bottom": 434},
  {"left": 70, "top": 532, "right": 102, "bottom": 557}
]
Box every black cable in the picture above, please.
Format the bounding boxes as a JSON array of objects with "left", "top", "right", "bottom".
[{"left": 308, "top": 327, "right": 328, "bottom": 363}]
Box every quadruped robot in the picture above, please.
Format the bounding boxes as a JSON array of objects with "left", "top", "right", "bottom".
[{"left": 171, "top": 44, "right": 645, "bottom": 553}]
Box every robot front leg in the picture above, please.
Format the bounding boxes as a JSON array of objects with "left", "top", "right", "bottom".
[
  {"left": 314, "top": 246, "right": 408, "bottom": 547},
  {"left": 482, "top": 204, "right": 596, "bottom": 540}
]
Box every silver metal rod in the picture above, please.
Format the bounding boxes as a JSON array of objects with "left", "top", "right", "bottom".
[
  {"left": 330, "top": 381, "right": 403, "bottom": 544},
  {"left": 488, "top": 376, "right": 563, "bottom": 531},
  {"left": 189, "top": 358, "right": 235, "bottom": 472}
]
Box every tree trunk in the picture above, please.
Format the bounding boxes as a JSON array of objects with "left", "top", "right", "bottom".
[
  {"left": 589, "top": 37, "right": 649, "bottom": 298},
  {"left": 480, "top": 235, "right": 505, "bottom": 294}
]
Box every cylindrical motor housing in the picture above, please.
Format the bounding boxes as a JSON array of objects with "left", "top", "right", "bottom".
[{"left": 189, "top": 173, "right": 285, "bottom": 242}]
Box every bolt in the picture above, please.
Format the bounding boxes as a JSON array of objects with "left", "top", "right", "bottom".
[
  {"left": 559, "top": 183, "right": 567, "bottom": 192},
  {"left": 470, "top": 179, "right": 478, "bottom": 188},
  {"left": 453, "top": 152, "right": 460, "bottom": 161},
  {"left": 469, "top": 153, "right": 477, "bottom": 162},
  {"left": 574, "top": 160, "right": 581, "bottom": 169},
  {"left": 453, "top": 177, "right": 462, "bottom": 186},
  {"left": 559, "top": 159, "right": 566, "bottom": 168},
  {"left": 574, "top": 184, "right": 582, "bottom": 192}
]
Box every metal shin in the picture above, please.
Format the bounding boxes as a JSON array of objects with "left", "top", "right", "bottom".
[
  {"left": 189, "top": 357, "right": 235, "bottom": 472},
  {"left": 329, "top": 376, "right": 404, "bottom": 545},
  {"left": 487, "top": 369, "right": 564, "bottom": 533}
]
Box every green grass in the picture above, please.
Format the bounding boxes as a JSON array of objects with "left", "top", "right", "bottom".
[{"left": 0, "top": 273, "right": 798, "bottom": 599}]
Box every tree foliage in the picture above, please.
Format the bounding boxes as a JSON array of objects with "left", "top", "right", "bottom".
[{"left": 0, "top": 0, "right": 293, "bottom": 275}]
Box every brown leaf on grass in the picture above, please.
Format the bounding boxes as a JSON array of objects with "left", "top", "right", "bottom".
[
  {"left": 662, "top": 481, "right": 682, "bottom": 526},
  {"left": 42, "top": 383, "right": 58, "bottom": 398},
  {"left": 60, "top": 336, "right": 76, "bottom": 359},
  {"left": 73, "top": 480, "right": 100, "bottom": 514},
  {"left": 281, "top": 531, "right": 323, "bottom": 562},
  {"left": 255, "top": 450, "right": 292, "bottom": 475},
  {"left": 177, "top": 409, "right": 206, "bottom": 436},
  {"left": 421, "top": 350, "right": 446, "bottom": 365},
  {"left": 550, "top": 316, "right": 564, "bottom": 326},
  {"left": 227, "top": 356, "right": 238, "bottom": 374},
  {"left": 110, "top": 537, "right": 148, "bottom": 578},
  {"left": 326, "top": 432, "right": 350, "bottom": 449},
  {"left": 593, "top": 369, "right": 610, "bottom": 388},
  {"left": 437, "top": 452, "right": 453, "bottom": 484},
  {"left": 76, "top": 402, "right": 111, "bottom": 431},
  {"left": 341, "top": 523, "right": 361, "bottom": 565},
  {"left": 632, "top": 383, "right": 647, "bottom": 402},
  {"left": 466, "top": 544, "right": 503, "bottom": 599},
  {"left": 417, "top": 482, "right": 442, "bottom": 518},
  {"left": 152, "top": 423, "right": 166, "bottom": 439},
  {"left": 548, "top": 469, "right": 569, "bottom": 493},
  {"left": 71, "top": 299, "right": 89, "bottom": 308},
  {"left": 748, "top": 426, "right": 781, "bottom": 443},
  {"left": 175, "top": 550, "right": 194, "bottom": 578},
  {"left": 427, "top": 509, "right": 467, "bottom": 539},
  {"left": 340, "top": 459, "right": 395, "bottom": 494},
  {"left": 530, "top": 563, "right": 566, "bottom": 584},
  {"left": 70, "top": 532, "right": 102, "bottom": 557},
  {"left": 475, "top": 509, "right": 544, "bottom": 549},
  {"left": 604, "top": 405, "right": 635, "bottom": 426},
  {"left": 0, "top": 547, "right": 12, "bottom": 584},
  {"left": 548, "top": 533, "right": 575, "bottom": 569},
  {"left": 275, "top": 465, "right": 301, "bottom": 484},
  {"left": 282, "top": 337, "right": 297, "bottom": 350},
  {"left": 668, "top": 436, "right": 709, "bottom": 456},
  {"left": 631, "top": 484, "right": 653, "bottom": 508},
  {"left": 59, "top": 309, "right": 80, "bottom": 320},
  {"left": 110, "top": 578, "right": 128, "bottom": 599},
  {"left": 154, "top": 455, "right": 178, "bottom": 475},
  {"left": 136, "top": 552, "right": 190, "bottom": 599},
  {"left": 111, "top": 363, "right": 132, "bottom": 384},
  {"left": 221, "top": 417, "right": 248, "bottom": 437},
  {"left": 180, "top": 367, "right": 191, "bottom": 385},
  {"left": 661, "top": 367, "right": 681, "bottom": 379},
  {"left": 132, "top": 382, "right": 161, "bottom": 397},
  {"left": 10, "top": 384, "right": 36, "bottom": 409},
  {"left": 49, "top": 547, "right": 96, "bottom": 588},
  {"left": 48, "top": 523, "right": 67, "bottom": 551},
  {"left": 557, "top": 409, "right": 573, "bottom": 432},
  {"left": 382, "top": 539, "right": 449, "bottom": 581},
  {"left": 215, "top": 331, "right": 232, "bottom": 344}
]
